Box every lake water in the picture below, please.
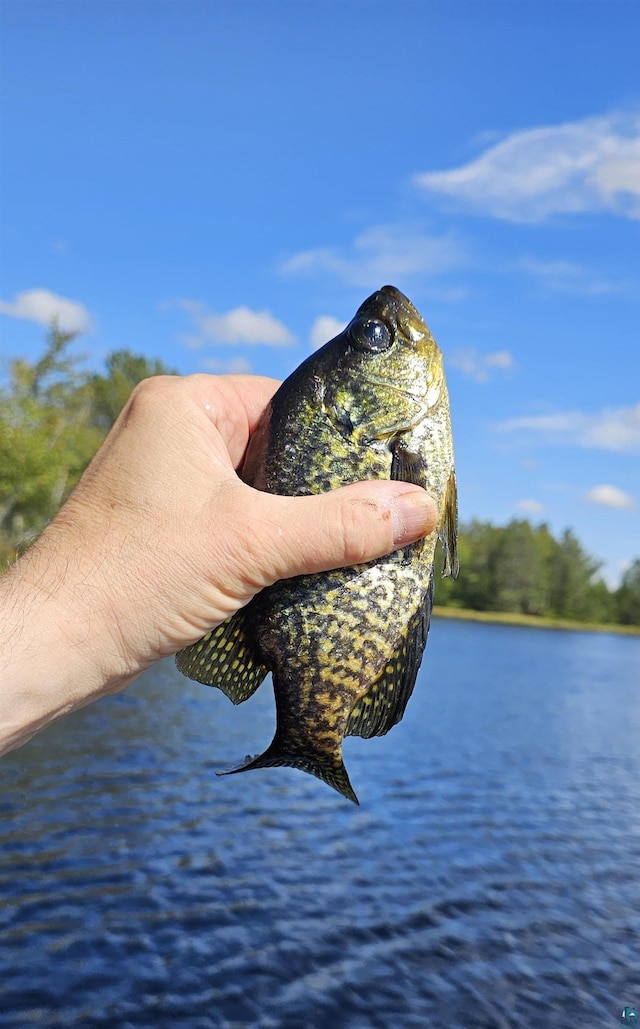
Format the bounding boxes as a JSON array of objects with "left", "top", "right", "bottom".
[{"left": 1, "top": 619, "right": 639, "bottom": 1028}]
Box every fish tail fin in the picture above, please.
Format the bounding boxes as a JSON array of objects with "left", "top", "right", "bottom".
[{"left": 218, "top": 739, "right": 359, "bottom": 805}]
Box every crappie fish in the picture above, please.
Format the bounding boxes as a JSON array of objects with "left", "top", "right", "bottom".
[{"left": 177, "top": 285, "right": 458, "bottom": 803}]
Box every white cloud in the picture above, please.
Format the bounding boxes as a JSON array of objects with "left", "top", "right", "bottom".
[
  {"left": 309, "top": 315, "right": 346, "bottom": 351},
  {"left": 518, "top": 257, "right": 625, "bottom": 296},
  {"left": 414, "top": 110, "right": 640, "bottom": 222},
  {"left": 485, "top": 350, "right": 513, "bottom": 369},
  {"left": 177, "top": 300, "right": 294, "bottom": 347},
  {"left": 0, "top": 288, "right": 91, "bottom": 333},
  {"left": 449, "top": 347, "right": 514, "bottom": 382},
  {"left": 496, "top": 403, "right": 640, "bottom": 453},
  {"left": 517, "top": 499, "right": 545, "bottom": 514},
  {"left": 280, "top": 224, "right": 465, "bottom": 289},
  {"left": 584, "top": 484, "right": 636, "bottom": 510}
]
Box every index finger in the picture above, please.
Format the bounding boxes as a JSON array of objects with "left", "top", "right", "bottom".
[{"left": 183, "top": 373, "right": 282, "bottom": 468}]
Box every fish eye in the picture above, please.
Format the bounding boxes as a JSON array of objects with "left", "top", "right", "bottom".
[{"left": 351, "top": 318, "right": 392, "bottom": 354}]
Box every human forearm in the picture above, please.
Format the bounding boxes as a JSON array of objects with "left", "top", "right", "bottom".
[{"left": 0, "top": 518, "right": 135, "bottom": 754}]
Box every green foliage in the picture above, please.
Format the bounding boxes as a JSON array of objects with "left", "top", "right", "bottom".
[
  {"left": 0, "top": 326, "right": 175, "bottom": 562},
  {"left": 547, "top": 527, "right": 602, "bottom": 620},
  {"left": 0, "top": 327, "right": 102, "bottom": 558},
  {"left": 436, "top": 518, "right": 635, "bottom": 626},
  {"left": 89, "top": 350, "right": 175, "bottom": 433},
  {"left": 615, "top": 560, "right": 640, "bottom": 625}
]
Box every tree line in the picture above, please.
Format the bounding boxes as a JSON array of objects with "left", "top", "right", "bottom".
[
  {"left": 434, "top": 519, "right": 639, "bottom": 626},
  {"left": 2, "top": 328, "right": 639, "bottom": 626}
]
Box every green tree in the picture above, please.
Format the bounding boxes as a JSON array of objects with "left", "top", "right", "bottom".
[
  {"left": 0, "top": 332, "right": 175, "bottom": 564},
  {"left": 89, "top": 349, "right": 175, "bottom": 432},
  {"left": 585, "top": 577, "right": 617, "bottom": 624},
  {"left": 492, "top": 519, "right": 549, "bottom": 615},
  {"left": 0, "top": 326, "right": 102, "bottom": 559},
  {"left": 547, "top": 528, "right": 602, "bottom": 620},
  {"left": 615, "top": 560, "right": 640, "bottom": 626},
  {"left": 435, "top": 520, "right": 500, "bottom": 611}
]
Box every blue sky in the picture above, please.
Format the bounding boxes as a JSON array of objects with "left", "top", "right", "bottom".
[{"left": 1, "top": 0, "right": 638, "bottom": 586}]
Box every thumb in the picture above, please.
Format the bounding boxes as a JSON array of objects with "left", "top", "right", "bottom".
[{"left": 233, "top": 479, "right": 439, "bottom": 590}]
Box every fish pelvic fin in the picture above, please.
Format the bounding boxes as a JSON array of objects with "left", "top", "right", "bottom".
[{"left": 218, "top": 740, "right": 359, "bottom": 805}]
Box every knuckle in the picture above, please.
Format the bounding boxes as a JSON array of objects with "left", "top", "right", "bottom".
[{"left": 124, "top": 376, "right": 181, "bottom": 421}]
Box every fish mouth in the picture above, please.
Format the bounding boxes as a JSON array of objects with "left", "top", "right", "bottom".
[
  {"left": 358, "top": 285, "right": 428, "bottom": 342},
  {"left": 380, "top": 284, "right": 418, "bottom": 311}
]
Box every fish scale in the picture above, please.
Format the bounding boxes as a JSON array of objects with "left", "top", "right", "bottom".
[{"left": 177, "top": 285, "right": 458, "bottom": 803}]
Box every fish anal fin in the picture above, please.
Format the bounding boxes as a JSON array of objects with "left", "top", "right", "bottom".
[
  {"left": 440, "top": 469, "right": 459, "bottom": 579},
  {"left": 175, "top": 609, "right": 268, "bottom": 704},
  {"left": 346, "top": 575, "right": 433, "bottom": 739}
]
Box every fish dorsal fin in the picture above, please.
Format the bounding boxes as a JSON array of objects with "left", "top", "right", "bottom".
[
  {"left": 440, "top": 469, "right": 459, "bottom": 579},
  {"left": 346, "top": 575, "right": 433, "bottom": 739},
  {"left": 175, "top": 609, "right": 268, "bottom": 705}
]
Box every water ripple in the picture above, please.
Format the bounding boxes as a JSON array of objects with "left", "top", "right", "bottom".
[{"left": 1, "top": 621, "right": 639, "bottom": 1028}]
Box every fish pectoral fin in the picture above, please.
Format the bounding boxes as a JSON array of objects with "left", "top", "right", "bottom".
[
  {"left": 175, "top": 609, "right": 268, "bottom": 704},
  {"left": 439, "top": 469, "right": 459, "bottom": 579},
  {"left": 218, "top": 739, "right": 359, "bottom": 805},
  {"left": 346, "top": 575, "right": 433, "bottom": 739},
  {"left": 389, "top": 435, "right": 428, "bottom": 487}
]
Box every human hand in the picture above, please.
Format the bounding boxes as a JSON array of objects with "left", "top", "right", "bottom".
[{"left": 0, "top": 374, "right": 438, "bottom": 753}]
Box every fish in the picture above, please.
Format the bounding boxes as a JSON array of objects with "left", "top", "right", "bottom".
[{"left": 176, "top": 285, "right": 458, "bottom": 804}]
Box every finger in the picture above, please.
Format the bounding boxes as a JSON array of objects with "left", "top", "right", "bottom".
[
  {"left": 216, "top": 374, "right": 282, "bottom": 434},
  {"left": 227, "top": 480, "right": 439, "bottom": 592},
  {"left": 185, "top": 374, "right": 282, "bottom": 462},
  {"left": 111, "top": 375, "right": 282, "bottom": 474}
]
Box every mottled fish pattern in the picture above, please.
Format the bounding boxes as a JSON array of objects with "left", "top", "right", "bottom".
[{"left": 177, "top": 285, "right": 458, "bottom": 803}]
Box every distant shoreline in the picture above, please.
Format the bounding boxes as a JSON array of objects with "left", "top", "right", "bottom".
[{"left": 432, "top": 605, "right": 640, "bottom": 637}]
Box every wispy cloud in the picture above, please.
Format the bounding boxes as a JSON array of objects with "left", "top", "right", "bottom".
[
  {"left": 309, "top": 315, "right": 346, "bottom": 351},
  {"left": 414, "top": 111, "right": 640, "bottom": 222},
  {"left": 449, "top": 347, "right": 514, "bottom": 383},
  {"left": 584, "top": 484, "right": 636, "bottom": 510},
  {"left": 496, "top": 403, "right": 640, "bottom": 453},
  {"left": 0, "top": 287, "right": 91, "bottom": 333},
  {"left": 517, "top": 498, "right": 545, "bottom": 514},
  {"left": 280, "top": 224, "right": 465, "bottom": 288},
  {"left": 518, "top": 257, "right": 627, "bottom": 296},
  {"left": 177, "top": 300, "right": 294, "bottom": 347}
]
